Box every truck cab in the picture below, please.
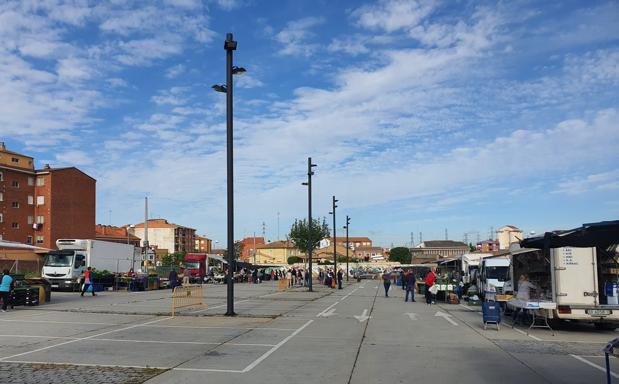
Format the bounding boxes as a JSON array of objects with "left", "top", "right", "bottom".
[
  {"left": 42, "top": 250, "right": 86, "bottom": 290},
  {"left": 477, "top": 257, "right": 510, "bottom": 297},
  {"left": 183, "top": 253, "right": 208, "bottom": 282}
]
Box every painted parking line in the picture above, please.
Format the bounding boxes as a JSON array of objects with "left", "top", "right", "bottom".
[
  {"left": 0, "top": 319, "right": 117, "bottom": 326},
  {"left": 188, "top": 299, "right": 251, "bottom": 314},
  {"left": 142, "top": 324, "right": 297, "bottom": 331},
  {"left": 0, "top": 316, "right": 172, "bottom": 362},
  {"left": 570, "top": 354, "right": 619, "bottom": 379}
]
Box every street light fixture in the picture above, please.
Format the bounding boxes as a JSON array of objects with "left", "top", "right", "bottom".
[
  {"left": 211, "top": 32, "right": 245, "bottom": 317},
  {"left": 343, "top": 216, "right": 350, "bottom": 282},
  {"left": 301, "top": 157, "right": 317, "bottom": 292},
  {"left": 329, "top": 196, "right": 338, "bottom": 277}
]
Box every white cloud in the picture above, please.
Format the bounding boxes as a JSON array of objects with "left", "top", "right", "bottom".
[
  {"left": 274, "top": 17, "right": 325, "bottom": 57},
  {"left": 352, "top": 0, "right": 437, "bottom": 33},
  {"left": 235, "top": 74, "right": 264, "bottom": 89},
  {"left": 553, "top": 171, "right": 619, "bottom": 196},
  {"left": 55, "top": 149, "right": 93, "bottom": 166},
  {"left": 165, "top": 63, "right": 186, "bottom": 78}
]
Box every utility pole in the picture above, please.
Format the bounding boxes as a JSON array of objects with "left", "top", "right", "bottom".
[
  {"left": 410, "top": 232, "right": 414, "bottom": 247},
  {"left": 419, "top": 232, "right": 423, "bottom": 244},
  {"left": 253, "top": 231, "right": 256, "bottom": 266},
  {"left": 302, "top": 157, "right": 317, "bottom": 292},
  {"left": 144, "top": 197, "right": 149, "bottom": 271},
  {"left": 277, "top": 212, "right": 280, "bottom": 241},
  {"left": 344, "top": 215, "right": 350, "bottom": 282},
  {"left": 330, "top": 196, "right": 338, "bottom": 274}
]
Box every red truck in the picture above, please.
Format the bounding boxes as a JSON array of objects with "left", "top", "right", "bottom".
[{"left": 183, "top": 253, "right": 208, "bottom": 283}]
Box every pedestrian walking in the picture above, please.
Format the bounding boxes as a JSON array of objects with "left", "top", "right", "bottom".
[
  {"left": 382, "top": 270, "right": 392, "bottom": 297},
  {"left": 400, "top": 269, "right": 406, "bottom": 290},
  {"left": 168, "top": 269, "right": 179, "bottom": 290},
  {"left": 424, "top": 267, "right": 437, "bottom": 305},
  {"left": 183, "top": 267, "right": 190, "bottom": 286},
  {"left": 337, "top": 269, "right": 343, "bottom": 290},
  {"left": 1, "top": 269, "right": 13, "bottom": 312},
  {"left": 405, "top": 270, "right": 416, "bottom": 302},
  {"left": 81, "top": 266, "right": 96, "bottom": 297}
]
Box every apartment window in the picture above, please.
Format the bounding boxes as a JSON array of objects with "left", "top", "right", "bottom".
[
  {"left": 28, "top": 195, "right": 34, "bottom": 205},
  {"left": 0, "top": 213, "right": 3, "bottom": 223},
  {"left": 36, "top": 177, "right": 44, "bottom": 186},
  {"left": 0, "top": 192, "right": 3, "bottom": 201},
  {"left": 28, "top": 177, "right": 34, "bottom": 186},
  {"left": 11, "top": 157, "right": 19, "bottom": 163},
  {"left": 12, "top": 201, "right": 19, "bottom": 208},
  {"left": 12, "top": 180, "right": 19, "bottom": 188},
  {"left": 37, "top": 195, "right": 44, "bottom": 205},
  {"left": 0, "top": 171, "right": 3, "bottom": 181},
  {"left": 26, "top": 236, "right": 33, "bottom": 245},
  {"left": 36, "top": 215, "right": 45, "bottom": 224},
  {"left": 27, "top": 216, "right": 33, "bottom": 225},
  {"left": 36, "top": 236, "right": 44, "bottom": 244},
  {"left": 12, "top": 222, "right": 19, "bottom": 229}
]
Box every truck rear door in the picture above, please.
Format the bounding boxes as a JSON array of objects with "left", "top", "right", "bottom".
[{"left": 553, "top": 247, "right": 597, "bottom": 306}]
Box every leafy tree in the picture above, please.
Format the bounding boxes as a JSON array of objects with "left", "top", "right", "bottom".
[
  {"left": 223, "top": 241, "right": 243, "bottom": 260},
  {"left": 288, "top": 218, "right": 330, "bottom": 254},
  {"left": 469, "top": 243, "right": 476, "bottom": 252},
  {"left": 161, "top": 252, "right": 185, "bottom": 267},
  {"left": 389, "top": 247, "right": 412, "bottom": 264},
  {"left": 287, "top": 256, "right": 301, "bottom": 265}
]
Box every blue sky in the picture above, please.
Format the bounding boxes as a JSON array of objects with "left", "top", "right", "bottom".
[{"left": 1, "top": 0, "right": 618, "bottom": 247}]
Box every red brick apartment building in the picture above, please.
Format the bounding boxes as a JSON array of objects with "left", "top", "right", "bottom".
[{"left": 0, "top": 143, "right": 95, "bottom": 249}]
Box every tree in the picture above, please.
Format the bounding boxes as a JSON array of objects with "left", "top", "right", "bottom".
[
  {"left": 287, "top": 256, "right": 301, "bottom": 265},
  {"left": 389, "top": 247, "right": 412, "bottom": 264},
  {"left": 288, "top": 218, "right": 330, "bottom": 254},
  {"left": 161, "top": 252, "right": 185, "bottom": 267},
  {"left": 223, "top": 241, "right": 243, "bottom": 260}
]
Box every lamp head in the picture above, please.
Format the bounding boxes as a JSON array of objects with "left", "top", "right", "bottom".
[
  {"left": 232, "top": 66, "right": 246, "bottom": 75},
  {"left": 212, "top": 84, "right": 227, "bottom": 93}
]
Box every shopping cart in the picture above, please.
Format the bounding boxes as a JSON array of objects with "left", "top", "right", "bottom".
[{"left": 482, "top": 300, "right": 501, "bottom": 330}]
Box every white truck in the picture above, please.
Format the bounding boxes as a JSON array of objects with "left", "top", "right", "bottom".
[
  {"left": 476, "top": 256, "right": 511, "bottom": 297},
  {"left": 506, "top": 246, "right": 619, "bottom": 330},
  {"left": 42, "top": 239, "right": 139, "bottom": 290},
  {"left": 461, "top": 253, "right": 493, "bottom": 285}
]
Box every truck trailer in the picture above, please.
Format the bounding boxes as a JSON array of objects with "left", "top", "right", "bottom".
[{"left": 42, "top": 239, "right": 139, "bottom": 290}]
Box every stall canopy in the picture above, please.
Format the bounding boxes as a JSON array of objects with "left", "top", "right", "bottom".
[
  {"left": 0, "top": 240, "right": 49, "bottom": 251},
  {"left": 520, "top": 220, "right": 619, "bottom": 250}
]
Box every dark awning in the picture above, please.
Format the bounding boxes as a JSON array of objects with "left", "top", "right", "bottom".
[{"left": 520, "top": 220, "right": 619, "bottom": 250}]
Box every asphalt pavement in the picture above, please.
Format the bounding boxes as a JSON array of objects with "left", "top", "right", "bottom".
[{"left": 0, "top": 279, "right": 615, "bottom": 383}]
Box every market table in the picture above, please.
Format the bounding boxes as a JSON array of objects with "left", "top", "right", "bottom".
[{"left": 507, "top": 298, "right": 556, "bottom": 335}]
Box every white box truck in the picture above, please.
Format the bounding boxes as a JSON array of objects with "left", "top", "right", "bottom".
[
  {"left": 507, "top": 246, "right": 619, "bottom": 330},
  {"left": 42, "top": 239, "right": 139, "bottom": 290},
  {"left": 476, "top": 256, "right": 511, "bottom": 297},
  {"left": 461, "top": 253, "right": 493, "bottom": 285}
]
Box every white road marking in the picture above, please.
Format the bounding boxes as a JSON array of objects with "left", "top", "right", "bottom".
[
  {"left": 354, "top": 309, "right": 370, "bottom": 322},
  {"left": 339, "top": 287, "right": 360, "bottom": 302},
  {"left": 570, "top": 354, "right": 619, "bottom": 379},
  {"left": 405, "top": 313, "right": 418, "bottom": 321},
  {"left": 0, "top": 319, "right": 116, "bottom": 326},
  {"left": 459, "top": 304, "right": 475, "bottom": 311},
  {"left": 142, "top": 324, "right": 297, "bottom": 331},
  {"left": 317, "top": 308, "right": 337, "bottom": 318},
  {"left": 435, "top": 311, "right": 458, "bottom": 326},
  {"left": 0, "top": 316, "right": 172, "bottom": 362},
  {"left": 1, "top": 360, "right": 171, "bottom": 370},
  {"left": 316, "top": 302, "right": 339, "bottom": 317},
  {"left": 240, "top": 319, "right": 314, "bottom": 373}
]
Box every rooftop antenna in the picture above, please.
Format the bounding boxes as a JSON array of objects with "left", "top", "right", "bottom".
[
  {"left": 419, "top": 232, "right": 423, "bottom": 244},
  {"left": 445, "top": 228, "right": 448, "bottom": 240}
]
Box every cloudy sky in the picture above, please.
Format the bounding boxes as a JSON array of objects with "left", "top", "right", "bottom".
[{"left": 1, "top": 0, "right": 618, "bottom": 247}]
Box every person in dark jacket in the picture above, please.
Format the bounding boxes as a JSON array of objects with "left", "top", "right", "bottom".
[
  {"left": 337, "top": 269, "right": 343, "bottom": 290},
  {"left": 405, "top": 270, "right": 416, "bottom": 302},
  {"left": 169, "top": 269, "right": 179, "bottom": 289}
]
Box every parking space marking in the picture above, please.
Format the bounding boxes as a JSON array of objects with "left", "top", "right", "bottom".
[
  {"left": 459, "top": 304, "right": 475, "bottom": 311},
  {"left": 316, "top": 302, "right": 339, "bottom": 317},
  {"left": 512, "top": 327, "right": 543, "bottom": 341},
  {"left": 142, "top": 324, "right": 297, "bottom": 331},
  {"left": 0, "top": 316, "right": 172, "bottom": 362},
  {"left": 570, "top": 354, "right": 619, "bottom": 379},
  {"left": 2, "top": 360, "right": 170, "bottom": 370},
  {"left": 240, "top": 319, "right": 313, "bottom": 373},
  {"left": 0, "top": 319, "right": 116, "bottom": 326}
]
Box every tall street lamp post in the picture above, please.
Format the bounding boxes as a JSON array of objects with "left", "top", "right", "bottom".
[
  {"left": 301, "top": 157, "right": 317, "bottom": 292},
  {"left": 212, "top": 32, "right": 246, "bottom": 317},
  {"left": 329, "top": 196, "right": 338, "bottom": 275},
  {"left": 343, "top": 216, "right": 350, "bottom": 281}
]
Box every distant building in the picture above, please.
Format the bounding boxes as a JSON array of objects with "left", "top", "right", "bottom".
[
  {"left": 255, "top": 241, "right": 304, "bottom": 264},
  {"left": 355, "top": 246, "right": 385, "bottom": 262},
  {"left": 476, "top": 239, "right": 500, "bottom": 253},
  {"left": 320, "top": 236, "right": 372, "bottom": 249},
  {"left": 133, "top": 219, "right": 196, "bottom": 254},
  {"left": 95, "top": 224, "right": 141, "bottom": 247},
  {"left": 195, "top": 235, "right": 212, "bottom": 253},
  {"left": 410, "top": 240, "right": 469, "bottom": 263},
  {"left": 0, "top": 143, "right": 96, "bottom": 249},
  {"left": 239, "top": 236, "right": 265, "bottom": 262},
  {"left": 496, "top": 225, "right": 523, "bottom": 250}
]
